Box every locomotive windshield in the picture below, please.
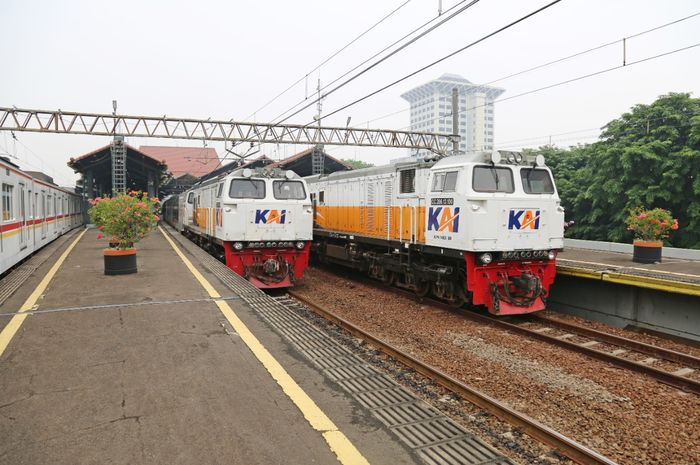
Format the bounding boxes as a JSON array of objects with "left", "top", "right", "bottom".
[
  {"left": 520, "top": 169, "right": 554, "bottom": 194},
  {"left": 273, "top": 180, "right": 306, "bottom": 200},
  {"left": 472, "top": 166, "right": 514, "bottom": 193},
  {"left": 229, "top": 179, "right": 265, "bottom": 199}
]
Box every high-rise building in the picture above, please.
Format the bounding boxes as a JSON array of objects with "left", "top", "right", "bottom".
[{"left": 401, "top": 73, "right": 505, "bottom": 156}]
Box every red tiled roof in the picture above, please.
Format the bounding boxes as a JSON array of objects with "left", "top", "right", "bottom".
[{"left": 138, "top": 146, "right": 220, "bottom": 177}]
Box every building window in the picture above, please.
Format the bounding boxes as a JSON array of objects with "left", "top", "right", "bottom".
[
  {"left": 399, "top": 169, "right": 416, "bottom": 194},
  {"left": 2, "top": 183, "right": 13, "bottom": 221}
]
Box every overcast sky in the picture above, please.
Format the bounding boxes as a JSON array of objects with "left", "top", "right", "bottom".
[{"left": 1, "top": 0, "right": 698, "bottom": 186}]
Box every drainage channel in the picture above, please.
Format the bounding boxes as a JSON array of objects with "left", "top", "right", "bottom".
[{"left": 163, "top": 225, "right": 515, "bottom": 465}]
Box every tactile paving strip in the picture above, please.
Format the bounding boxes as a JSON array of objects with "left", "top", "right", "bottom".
[{"left": 164, "top": 225, "right": 516, "bottom": 465}]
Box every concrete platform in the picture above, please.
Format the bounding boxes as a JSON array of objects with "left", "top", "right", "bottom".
[
  {"left": 0, "top": 227, "right": 514, "bottom": 465},
  {"left": 551, "top": 244, "right": 700, "bottom": 342},
  {"left": 0, "top": 228, "right": 419, "bottom": 465},
  {"left": 558, "top": 247, "right": 700, "bottom": 296}
]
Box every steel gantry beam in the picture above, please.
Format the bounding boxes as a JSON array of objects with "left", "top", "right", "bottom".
[{"left": 0, "top": 107, "right": 451, "bottom": 154}]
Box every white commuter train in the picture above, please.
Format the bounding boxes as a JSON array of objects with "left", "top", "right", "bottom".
[
  {"left": 306, "top": 151, "right": 565, "bottom": 315},
  {"left": 1, "top": 157, "right": 84, "bottom": 275},
  {"left": 163, "top": 167, "right": 313, "bottom": 288}
]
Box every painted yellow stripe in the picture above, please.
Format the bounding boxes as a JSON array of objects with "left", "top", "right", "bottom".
[
  {"left": 0, "top": 228, "right": 88, "bottom": 357},
  {"left": 557, "top": 265, "right": 700, "bottom": 297},
  {"left": 159, "top": 226, "right": 369, "bottom": 465}
]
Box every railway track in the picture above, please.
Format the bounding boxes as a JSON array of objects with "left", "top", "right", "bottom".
[
  {"left": 287, "top": 290, "right": 618, "bottom": 465},
  {"left": 319, "top": 268, "right": 700, "bottom": 395},
  {"left": 465, "top": 312, "right": 700, "bottom": 395}
]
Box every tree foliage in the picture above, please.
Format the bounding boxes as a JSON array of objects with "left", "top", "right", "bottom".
[
  {"left": 341, "top": 158, "right": 375, "bottom": 170},
  {"left": 531, "top": 92, "right": 700, "bottom": 249}
]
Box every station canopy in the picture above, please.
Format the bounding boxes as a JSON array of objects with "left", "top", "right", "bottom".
[{"left": 68, "top": 144, "right": 166, "bottom": 199}]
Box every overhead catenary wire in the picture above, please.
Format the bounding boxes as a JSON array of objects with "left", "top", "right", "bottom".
[
  {"left": 350, "top": 10, "right": 700, "bottom": 130},
  {"left": 242, "top": 0, "right": 413, "bottom": 122},
  {"left": 223, "top": 0, "right": 480, "bottom": 171},
  {"left": 268, "top": 0, "right": 479, "bottom": 125},
  {"left": 308, "top": 0, "right": 564, "bottom": 128},
  {"left": 274, "top": 0, "right": 484, "bottom": 126}
]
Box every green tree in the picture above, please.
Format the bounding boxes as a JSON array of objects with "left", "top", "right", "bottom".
[
  {"left": 341, "top": 158, "right": 375, "bottom": 170},
  {"left": 532, "top": 92, "right": 700, "bottom": 248}
]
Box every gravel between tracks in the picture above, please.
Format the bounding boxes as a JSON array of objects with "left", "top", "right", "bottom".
[{"left": 294, "top": 267, "right": 700, "bottom": 465}]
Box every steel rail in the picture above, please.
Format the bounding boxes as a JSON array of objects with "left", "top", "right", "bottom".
[
  {"left": 469, "top": 312, "right": 700, "bottom": 395},
  {"left": 313, "top": 268, "right": 700, "bottom": 394},
  {"left": 288, "top": 291, "right": 618, "bottom": 465},
  {"left": 530, "top": 315, "right": 700, "bottom": 369}
]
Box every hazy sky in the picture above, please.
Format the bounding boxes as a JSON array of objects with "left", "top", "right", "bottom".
[{"left": 1, "top": 0, "right": 698, "bottom": 185}]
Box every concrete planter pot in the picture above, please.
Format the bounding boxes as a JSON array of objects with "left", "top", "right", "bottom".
[
  {"left": 632, "top": 240, "right": 662, "bottom": 264},
  {"left": 103, "top": 248, "right": 138, "bottom": 275}
]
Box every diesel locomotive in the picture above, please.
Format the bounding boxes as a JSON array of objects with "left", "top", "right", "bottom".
[
  {"left": 163, "top": 167, "right": 313, "bottom": 288},
  {"left": 305, "top": 151, "right": 564, "bottom": 315}
]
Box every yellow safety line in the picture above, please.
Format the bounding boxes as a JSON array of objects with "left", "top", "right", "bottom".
[
  {"left": 158, "top": 226, "right": 370, "bottom": 465},
  {"left": 0, "top": 228, "right": 88, "bottom": 358},
  {"left": 556, "top": 266, "right": 700, "bottom": 297},
  {"left": 558, "top": 257, "right": 700, "bottom": 279}
]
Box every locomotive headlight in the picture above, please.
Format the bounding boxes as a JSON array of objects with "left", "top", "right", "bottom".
[
  {"left": 295, "top": 241, "right": 305, "bottom": 250},
  {"left": 233, "top": 242, "right": 244, "bottom": 250},
  {"left": 479, "top": 253, "right": 493, "bottom": 265},
  {"left": 548, "top": 250, "right": 556, "bottom": 260}
]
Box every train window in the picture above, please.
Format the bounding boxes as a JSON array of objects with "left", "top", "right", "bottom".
[
  {"left": 217, "top": 183, "right": 224, "bottom": 198},
  {"left": 431, "top": 171, "right": 458, "bottom": 192},
  {"left": 399, "top": 169, "right": 416, "bottom": 194},
  {"left": 273, "top": 181, "right": 306, "bottom": 200},
  {"left": 472, "top": 166, "right": 514, "bottom": 193},
  {"left": 520, "top": 169, "right": 554, "bottom": 194},
  {"left": 229, "top": 179, "right": 265, "bottom": 199},
  {"left": 319, "top": 191, "right": 325, "bottom": 204},
  {"left": 187, "top": 192, "right": 194, "bottom": 204},
  {"left": 2, "top": 183, "right": 13, "bottom": 221}
]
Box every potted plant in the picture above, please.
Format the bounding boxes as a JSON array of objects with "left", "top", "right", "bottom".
[
  {"left": 88, "top": 191, "right": 160, "bottom": 275},
  {"left": 625, "top": 207, "right": 678, "bottom": 263}
]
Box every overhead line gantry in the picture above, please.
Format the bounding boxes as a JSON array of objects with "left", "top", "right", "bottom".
[{"left": 0, "top": 107, "right": 451, "bottom": 155}]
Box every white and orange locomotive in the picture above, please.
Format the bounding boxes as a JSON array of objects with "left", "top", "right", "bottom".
[
  {"left": 163, "top": 167, "right": 313, "bottom": 288},
  {"left": 306, "top": 151, "right": 565, "bottom": 314}
]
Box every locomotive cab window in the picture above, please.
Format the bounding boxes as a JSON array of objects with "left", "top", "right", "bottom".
[
  {"left": 520, "top": 169, "right": 554, "bottom": 194},
  {"left": 187, "top": 192, "right": 194, "bottom": 204},
  {"left": 399, "top": 169, "right": 416, "bottom": 194},
  {"left": 431, "top": 171, "right": 458, "bottom": 192},
  {"left": 229, "top": 179, "right": 265, "bottom": 199},
  {"left": 217, "top": 183, "right": 224, "bottom": 198},
  {"left": 273, "top": 180, "right": 306, "bottom": 200},
  {"left": 472, "top": 166, "right": 515, "bottom": 193}
]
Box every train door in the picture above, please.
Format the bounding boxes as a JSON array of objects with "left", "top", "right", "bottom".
[
  {"left": 40, "top": 191, "right": 47, "bottom": 239},
  {"left": 19, "top": 183, "right": 27, "bottom": 250},
  {"left": 33, "top": 191, "right": 38, "bottom": 247}
]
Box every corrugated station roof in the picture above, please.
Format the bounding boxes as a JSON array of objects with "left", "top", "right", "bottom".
[{"left": 139, "top": 146, "right": 220, "bottom": 178}]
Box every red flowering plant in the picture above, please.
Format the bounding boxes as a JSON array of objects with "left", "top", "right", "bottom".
[
  {"left": 88, "top": 191, "right": 160, "bottom": 249},
  {"left": 625, "top": 207, "right": 678, "bottom": 243}
]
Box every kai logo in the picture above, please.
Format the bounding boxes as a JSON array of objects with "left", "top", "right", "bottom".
[
  {"left": 428, "top": 207, "right": 460, "bottom": 233},
  {"left": 508, "top": 209, "right": 540, "bottom": 230},
  {"left": 255, "top": 209, "right": 287, "bottom": 224}
]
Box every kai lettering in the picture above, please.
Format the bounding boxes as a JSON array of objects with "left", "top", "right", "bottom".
[
  {"left": 255, "top": 209, "right": 287, "bottom": 224},
  {"left": 508, "top": 209, "right": 540, "bottom": 230},
  {"left": 428, "top": 207, "right": 460, "bottom": 233}
]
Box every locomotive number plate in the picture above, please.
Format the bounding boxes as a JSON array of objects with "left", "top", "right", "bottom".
[{"left": 431, "top": 198, "right": 454, "bottom": 206}]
